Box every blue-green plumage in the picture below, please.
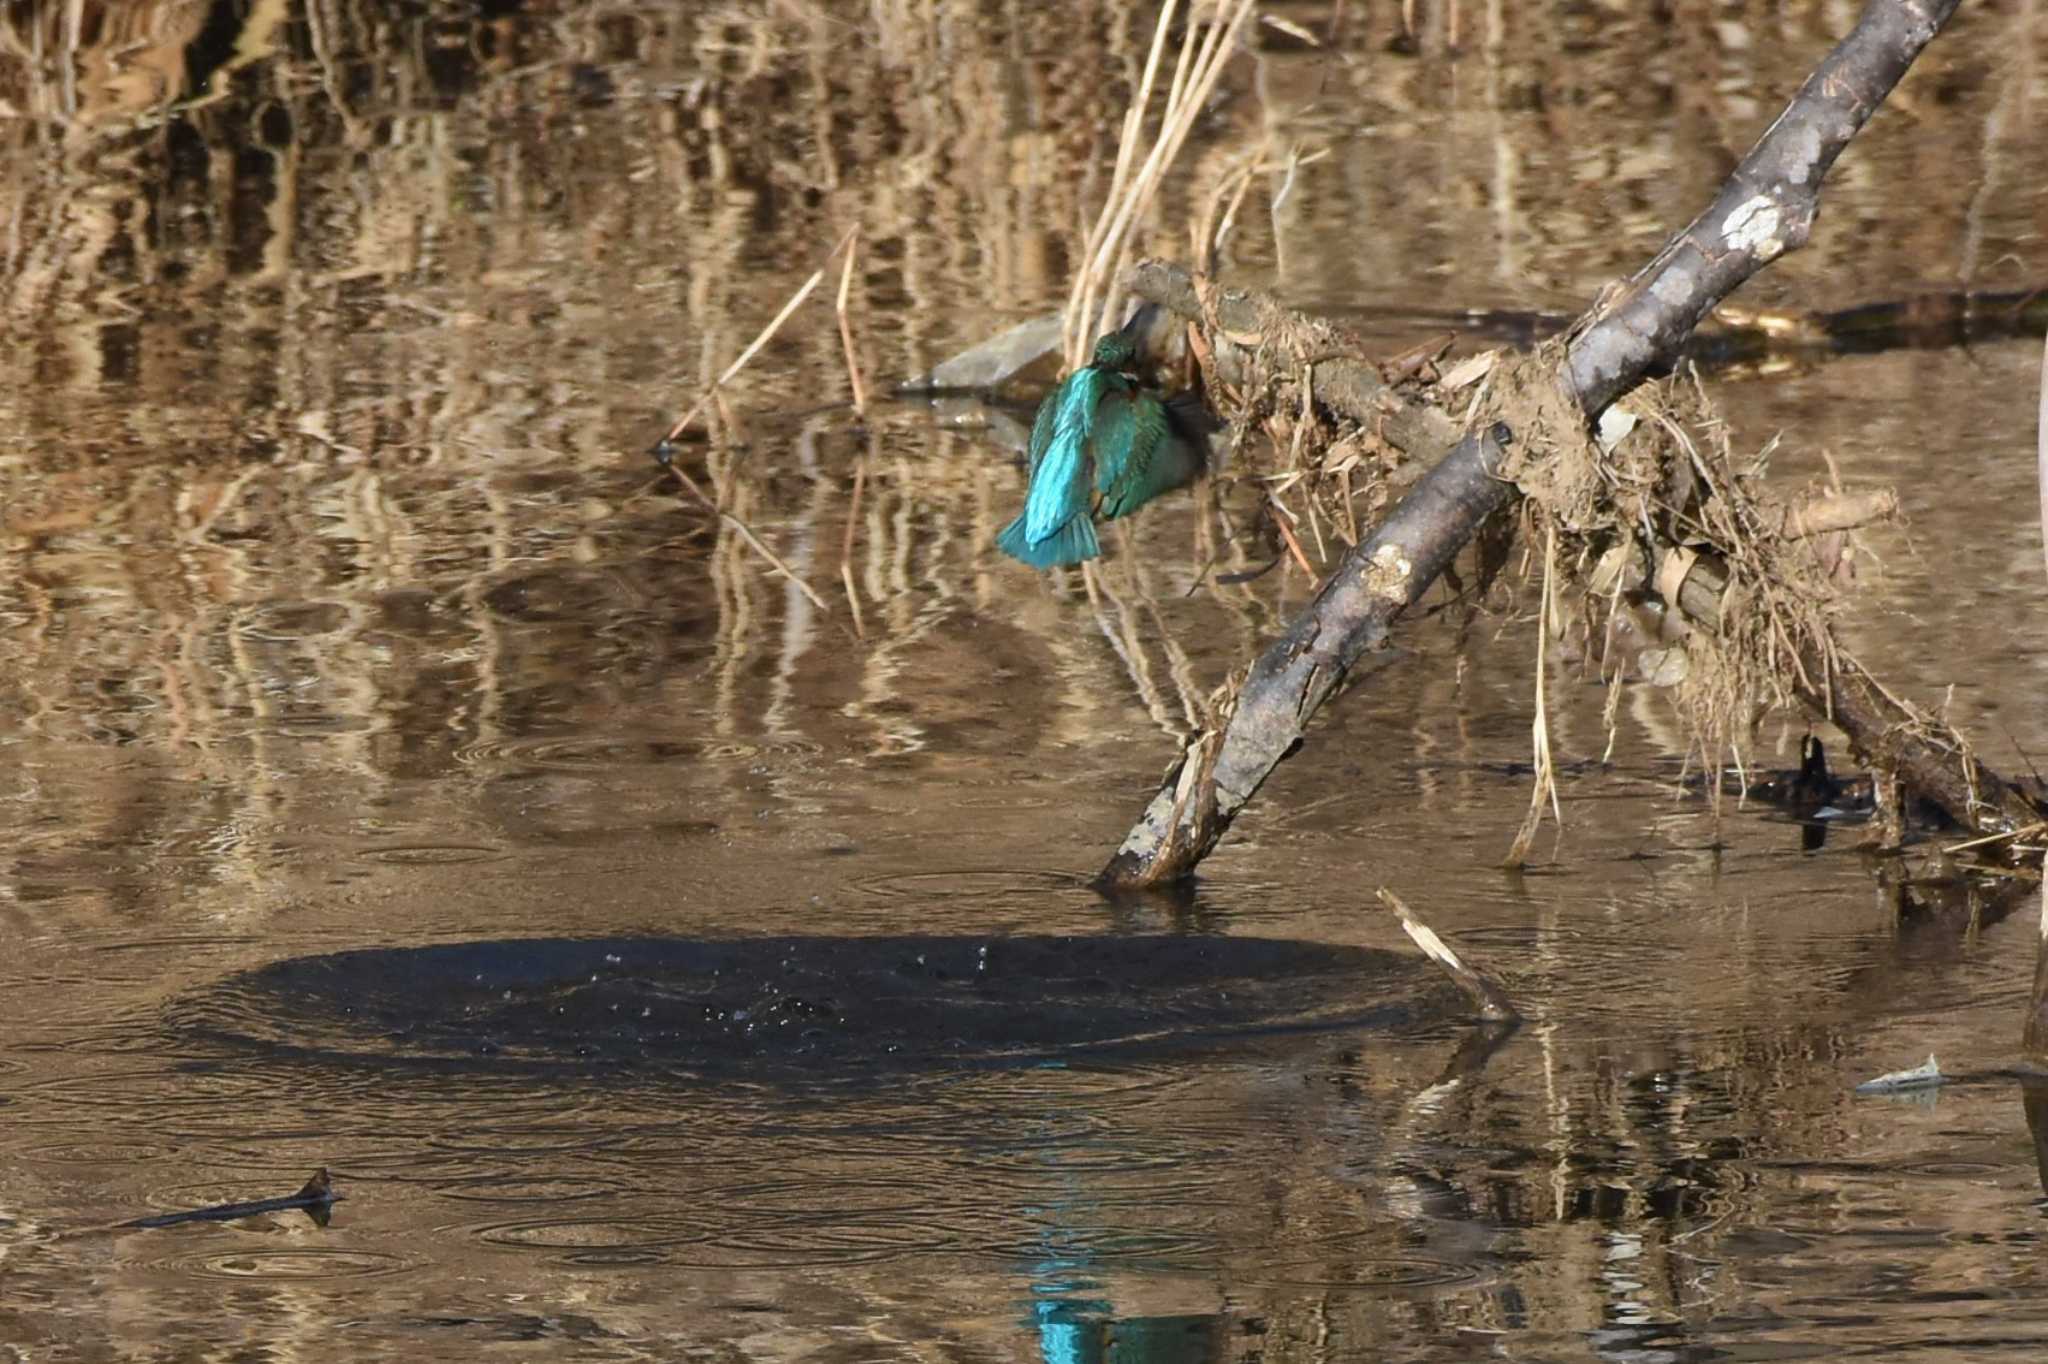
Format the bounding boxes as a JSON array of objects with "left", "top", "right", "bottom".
[{"left": 996, "top": 330, "right": 1207, "bottom": 569}]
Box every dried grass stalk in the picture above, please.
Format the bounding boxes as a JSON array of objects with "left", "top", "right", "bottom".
[
  {"left": 1063, "top": 0, "right": 1258, "bottom": 368},
  {"left": 660, "top": 225, "right": 858, "bottom": 444}
]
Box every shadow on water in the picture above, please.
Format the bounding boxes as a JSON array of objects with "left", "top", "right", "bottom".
[
  {"left": 132, "top": 933, "right": 1493, "bottom": 1364},
  {"left": 167, "top": 934, "right": 1441, "bottom": 1077}
]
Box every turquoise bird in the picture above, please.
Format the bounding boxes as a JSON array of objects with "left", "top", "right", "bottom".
[{"left": 995, "top": 328, "right": 1208, "bottom": 569}]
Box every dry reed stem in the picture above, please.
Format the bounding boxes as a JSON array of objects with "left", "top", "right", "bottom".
[
  {"left": 840, "top": 562, "right": 866, "bottom": 640},
  {"left": 1503, "top": 525, "right": 1562, "bottom": 868},
  {"left": 1269, "top": 498, "right": 1315, "bottom": 577},
  {"left": 1944, "top": 820, "right": 2048, "bottom": 857},
  {"left": 1094, "top": 0, "right": 1258, "bottom": 351},
  {"left": 836, "top": 228, "right": 867, "bottom": 417},
  {"left": 840, "top": 457, "right": 867, "bottom": 639},
  {"left": 1065, "top": 0, "right": 1181, "bottom": 367},
  {"left": 660, "top": 224, "right": 858, "bottom": 444},
  {"left": 1064, "top": 0, "right": 1256, "bottom": 369}
]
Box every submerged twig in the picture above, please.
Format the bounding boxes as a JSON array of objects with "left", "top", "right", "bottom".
[
  {"left": 1377, "top": 889, "right": 1519, "bottom": 1023},
  {"left": 118, "top": 1169, "right": 340, "bottom": 1231}
]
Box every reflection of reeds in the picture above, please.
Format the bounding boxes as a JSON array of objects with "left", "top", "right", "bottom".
[{"left": 0, "top": 4, "right": 2040, "bottom": 883}]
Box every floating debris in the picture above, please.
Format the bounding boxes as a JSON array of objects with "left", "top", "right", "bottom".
[
  {"left": 120, "top": 1169, "right": 340, "bottom": 1231},
  {"left": 1853, "top": 1055, "right": 1944, "bottom": 1094}
]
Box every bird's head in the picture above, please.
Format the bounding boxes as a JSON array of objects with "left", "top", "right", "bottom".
[{"left": 1090, "top": 331, "right": 1140, "bottom": 373}]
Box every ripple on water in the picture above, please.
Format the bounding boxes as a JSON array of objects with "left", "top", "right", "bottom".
[
  {"left": 357, "top": 844, "right": 510, "bottom": 867},
  {"left": 940, "top": 789, "right": 1058, "bottom": 811},
  {"left": 18, "top": 1065, "right": 282, "bottom": 1114},
  {"left": 454, "top": 735, "right": 706, "bottom": 771},
  {"left": 167, "top": 934, "right": 1428, "bottom": 1075},
  {"left": 1896, "top": 1159, "right": 2009, "bottom": 1179},
  {"left": 174, "top": 1249, "right": 412, "bottom": 1282},
  {"left": 846, "top": 868, "right": 1098, "bottom": 903},
  {"left": 89, "top": 935, "right": 262, "bottom": 955},
  {"left": 436, "top": 1176, "right": 630, "bottom": 1204},
  {"left": 469, "top": 1174, "right": 984, "bottom": 1269},
  {"left": 474, "top": 1212, "right": 719, "bottom": 1252},
  {"left": 980, "top": 1228, "right": 1220, "bottom": 1268},
  {"left": 476, "top": 770, "right": 722, "bottom": 847},
  {"left": 682, "top": 1218, "right": 965, "bottom": 1267},
  {"left": 22, "top": 1138, "right": 178, "bottom": 1165},
  {"left": 563, "top": 1247, "right": 671, "bottom": 1267},
  {"left": 1448, "top": 921, "right": 1736, "bottom": 1030},
  {"left": 947, "top": 1143, "right": 1223, "bottom": 1186},
  {"left": 1235, "top": 1251, "right": 1483, "bottom": 1292}
]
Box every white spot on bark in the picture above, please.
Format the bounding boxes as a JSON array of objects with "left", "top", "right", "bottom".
[
  {"left": 1361, "top": 543, "right": 1414, "bottom": 602},
  {"left": 1723, "top": 194, "right": 1784, "bottom": 260},
  {"left": 1652, "top": 268, "right": 1692, "bottom": 305}
]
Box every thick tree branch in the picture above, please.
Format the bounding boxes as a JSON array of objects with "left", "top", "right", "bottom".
[
  {"left": 1564, "top": 0, "right": 1961, "bottom": 412},
  {"left": 1124, "top": 259, "right": 1464, "bottom": 462},
  {"left": 1103, "top": 0, "right": 1980, "bottom": 889}
]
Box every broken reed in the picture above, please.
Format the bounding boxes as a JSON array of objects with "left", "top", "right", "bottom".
[{"left": 650, "top": 225, "right": 869, "bottom": 629}]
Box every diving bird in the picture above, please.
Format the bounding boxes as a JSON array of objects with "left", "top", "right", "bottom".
[{"left": 995, "top": 328, "right": 1209, "bottom": 569}]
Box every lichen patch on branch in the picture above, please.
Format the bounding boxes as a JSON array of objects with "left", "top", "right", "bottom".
[{"left": 1722, "top": 195, "right": 1786, "bottom": 258}]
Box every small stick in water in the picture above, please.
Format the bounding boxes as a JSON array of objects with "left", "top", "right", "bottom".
[
  {"left": 1377, "top": 888, "right": 1519, "bottom": 1023},
  {"left": 119, "top": 1168, "right": 342, "bottom": 1231}
]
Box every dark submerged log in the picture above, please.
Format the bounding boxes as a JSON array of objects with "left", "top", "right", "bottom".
[{"left": 1103, "top": 0, "right": 1986, "bottom": 889}]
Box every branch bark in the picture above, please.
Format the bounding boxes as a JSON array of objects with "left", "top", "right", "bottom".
[{"left": 1103, "top": 0, "right": 1982, "bottom": 889}]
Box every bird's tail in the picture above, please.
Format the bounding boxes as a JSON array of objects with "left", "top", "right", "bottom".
[{"left": 997, "top": 512, "right": 1100, "bottom": 568}]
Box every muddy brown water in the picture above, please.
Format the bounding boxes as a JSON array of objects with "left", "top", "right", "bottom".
[{"left": 4, "top": 3, "right": 2048, "bottom": 1360}]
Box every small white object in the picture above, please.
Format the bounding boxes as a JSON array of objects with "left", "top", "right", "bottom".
[
  {"left": 1853, "top": 1054, "right": 1943, "bottom": 1094},
  {"left": 1596, "top": 406, "right": 1639, "bottom": 453}
]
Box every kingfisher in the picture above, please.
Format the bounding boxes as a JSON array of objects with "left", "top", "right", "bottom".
[{"left": 995, "top": 325, "right": 1209, "bottom": 569}]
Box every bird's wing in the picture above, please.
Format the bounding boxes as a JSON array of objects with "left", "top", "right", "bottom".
[
  {"left": 1021, "top": 368, "right": 1111, "bottom": 544},
  {"left": 1093, "top": 390, "right": 1188, "bottom": 520},
  {"left": 1024, "top": 386, "right": 1060, "bottom": 478}
]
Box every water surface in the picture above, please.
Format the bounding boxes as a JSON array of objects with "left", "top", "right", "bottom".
[{"left": 4, "top": 3, "right": 2048, "bottom": 1360}]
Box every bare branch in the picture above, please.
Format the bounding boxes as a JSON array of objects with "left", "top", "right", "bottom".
[{"left": 1102, "top": 0, "right": 1976, "bottom": 888}]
